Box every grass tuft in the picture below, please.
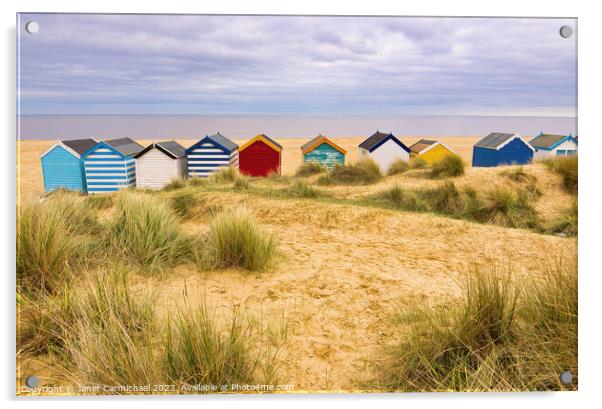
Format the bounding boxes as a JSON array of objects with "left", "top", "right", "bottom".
[
  {"left": 188, "top": 177, "right": 209, "bottom": 187},
  {"left": 17, "top": 197, "right": 93, "bottom": 293},
  {"left": 374, "top": 183, "right": 539, "bottom": 230},
  {"left": 85, "top": 194, "right": 114, "bottom": 210},
  {"left": 473, "top": 187, "right": 539, "bottom": 229},
  {"left": 110, "top": 192, "right": 190, "bottom": 271},
  {"left": 501, "top": 166, "right": 532, "bottom": 183},
  {"left": 165, "top": 301, "right": 257, "bottom": 386},
  {"left": 169, "top": 191, "right": 200, "bottom": 220},
  {"left": 387, "top": 159, "right": 410, "bottom": 175},
  {"left": 61, "top": 268, "right": 158, "bottom": 389},
  {"left": 285, "top": 180, "right": 326, "bottom": 198},
  {"left": 209, "top": 167, "right": 238, "bottom": 184},
  {"left": 421, "top": 181, "right": 465, "bottom": 215},
  {"left": 430, "top": 154, "right": 465, "bottom": 178},
  {"left": 233, "top": 176, "right": 252, "bottom": 191},
  {"left": 162, "top": 179, "right": 186, "bottom": 191},
  {"left": 542, "top": 155, "right": 578, "bottom": 194},
  {"left": 409, "top": 157, "right": 428, "bottom": 169},
  {"left": 318, "top": 158, "right": 382, "bottom": 185},
  {"left": 545, "top": 201, "right": 578, "bottom": 237},
  {"left": 204, "top": 207, "right": 278, "bottom": 271},
  {"left": 372, "top": 259, "right": 577, "bottom": 391},
  {"left": 296, "top": 162, "right": 326, "bottom": 177},
  {"left": 378, "top": 185, "right": 424, "bottom": 211}
]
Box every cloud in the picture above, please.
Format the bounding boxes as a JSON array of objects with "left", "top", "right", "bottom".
[{"left": 17, "top": 14, "right": 577, "bottom": 115}]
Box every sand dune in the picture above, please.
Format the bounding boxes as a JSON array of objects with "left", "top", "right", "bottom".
[{"left": 16, "top": 138, "right": 576, "bottom": 392}]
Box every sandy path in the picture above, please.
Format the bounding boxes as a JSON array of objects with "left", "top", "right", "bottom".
[{"left": 141, "top": 193, "right": 576, "bottom": 391}]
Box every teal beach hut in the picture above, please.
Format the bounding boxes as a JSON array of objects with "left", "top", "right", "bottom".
[
  {"left": 40, "top": 138, "right": 98, "bottom": 193},
  {"left": 301, "top": 134, "right": 346, "bottom": 169}
]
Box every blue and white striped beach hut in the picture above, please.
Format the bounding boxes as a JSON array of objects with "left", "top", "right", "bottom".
[
  {"left": 40, "top": 138, "right": 98, "bottom": 193},
  {"left": 186, "top": 133, "right": 239, "bottom": 177},
  {"left": 82, "top": 138, "right": 144, "bottom": 194}
]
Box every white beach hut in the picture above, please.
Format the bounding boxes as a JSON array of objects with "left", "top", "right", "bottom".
[
  {"left": 134, "top": 141, "right": 187, "bottom": 189},
  {"left": 358, "top": 131, "right": 411, "bottom": 172}
]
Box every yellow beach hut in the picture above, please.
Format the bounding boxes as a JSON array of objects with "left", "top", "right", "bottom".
[{"left": 409, "top": 139, "right": 456, "bottom": 164}]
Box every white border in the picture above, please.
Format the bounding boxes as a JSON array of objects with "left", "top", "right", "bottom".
[{"left": 3, "top": 1, "right": 602, "bottom": 409}]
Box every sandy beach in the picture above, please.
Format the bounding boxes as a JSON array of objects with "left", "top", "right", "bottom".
[{"left": 17, "top": 136, "right": 576, "bottom": 391}]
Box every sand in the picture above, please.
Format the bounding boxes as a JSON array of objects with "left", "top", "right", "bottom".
[{"left": 16, "top": 138, "right": 577, "bottom": 392}]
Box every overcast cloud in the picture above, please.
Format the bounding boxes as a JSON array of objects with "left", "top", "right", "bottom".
[{"left": 17, "top": 14, "right": 577, "bottom": 116}]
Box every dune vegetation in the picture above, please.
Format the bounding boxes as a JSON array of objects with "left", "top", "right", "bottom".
[
  {"left": 17, "top": 138, "right": 577, "bottom": 393},
  {"left": 542, "top": 155, "right": 578, "bottom": 194},
  {"left": 296, "top": 162, "right": 327, "bottom": 177},
  {"left": 430, "top": 154, "right": 465, "bottom": 178},
  {"left": 371, "top": 259, "right": 577, "bottom": 391},
  {"left": 318, "top": 158, "right": 382, "bottom": 185}
]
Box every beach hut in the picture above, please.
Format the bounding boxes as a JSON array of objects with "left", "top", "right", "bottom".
[
  {"left": 134, "top": 141, "right": 187, "bottom": 189},
  {"left": 238, "top": 134, "right": 282, "bottom": 177},
  {"left": 408, "top": 139, "right": 456, "bottom": 164},
  {"left": 472, "top": 132, "right": 534, "bottom": 167},
  {"left": 185, "top": 133, "right": 239, "bottom": 178},
  {"left": 358, "top": 131, "right": 410, "bottom": 172},
  {"left": 82, "top": 137, "right": 144, "bottom": 194},
  {"left": 529, "top": 133, "right": 578, "bottom": 159},
  {"left": 300, "top": 134, "right": 346, "bottom": 169},
  {"left": 40, "top": 138, "right": 97, "bottom": 193}
]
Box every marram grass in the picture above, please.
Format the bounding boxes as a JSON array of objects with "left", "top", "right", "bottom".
[
  {"left": 430, "top": 154, "right": 465, "bottom": 178},
  {"left": 318, "top": 158, "right": 382, "bottom": 185},
  {"left": 110, "top": 191, "right": 191, "bottom": 272},
  {"left": 296, "top": 162, "right": 326, "bottom": 177},
  {"left": 16, "top": 191, "right": 101, "bottom": 293},
  {"left": 371, "top": 259, "right": 577, "bottom": 391},
  {"left": 203, "top": 207, "right": 278, "bottom": 271},
  {"left": 20, "top": 267, "right": 284, "bottom": 393}
]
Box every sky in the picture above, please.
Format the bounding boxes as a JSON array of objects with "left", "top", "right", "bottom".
[{"left": 17, "top": 14, "right": 577, "bottom": 117}]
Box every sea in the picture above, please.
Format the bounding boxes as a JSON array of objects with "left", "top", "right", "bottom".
[{"left": 17, "top": 115, "right": 578, "bottom": 140}]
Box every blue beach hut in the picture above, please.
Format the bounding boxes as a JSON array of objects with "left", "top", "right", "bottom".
[
  {"left": 40, "top": 138, "right": 98, "bottom": 193},
  {"left": 472, "top": 132, "right": 534, "bottom": 167},
  {"left": 186, "top": 133, "right": 239, "bottom": 177},
  {"left": 82, "top": 138, "right": 144, "bottom": 194}
]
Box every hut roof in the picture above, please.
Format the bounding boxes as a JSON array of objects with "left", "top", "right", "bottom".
[
  {"left": 207, "top": 132, "right": 238, "bottom": 153},
  {"left": 239, "top": 134, "right": 282, "bottom": 152},
  {"left": 61, "top": 138, "right": 98, "bottom": 156},
  {"left": 301, "top": 134, "right": 346, "bottom": 155},
  {"left": 529, "top": 133, "right": 574, "bottom": 150},
  {"left": 135, "top": 140, "right": 186, "bottom": 159},
  {"left": 409, "top": 139, "right": 437, "bottom": 154},
  {"left": 359, "top": 131, "right": 410, "bottom": 153},
  {"left": 41, "top": 138, "right": 98, "bottom": 158},
  {"left": 105, "top": 137, "right": 144, "bottom": 157},
  {"left": 474, "top": 132, "right": 534, "bottom": 151}
]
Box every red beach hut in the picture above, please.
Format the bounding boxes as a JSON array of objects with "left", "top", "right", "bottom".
[{"left": 238, "top": 134, "right": 283, "bottom": 177}]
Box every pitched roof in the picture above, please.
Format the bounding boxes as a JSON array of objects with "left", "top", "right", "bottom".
[
  {"left": 529, "top": 133, "right": 572, "bottom": 150},
  {"left": 358, "top": 131, "right": 390, "bottom": 150},
  {"left": 105, "top": 137, "right": 144, "bottom": 156},
  {"left": 239, "top": 134, "right": 282, "bottom": 152},
  {"left": 135, "top": 140, "right": 186, "bottom": 159},
  {"left": 474, "top": 132, "right": 518, "bottom": 150},
  {"left": 301, "top": 134, "right": 346, "bottom": 155},
  {"left": 358, "top": 131, "right": 410, "bottom": 153},
  {"left": 61, "top": 138, "right": 98, "bottom": 156},
  {"left": 409, "top": 139, "right": 437, "bottom": 154},
  {"left": 207, "top": 132, "right": 238, "bottom": 153}
]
